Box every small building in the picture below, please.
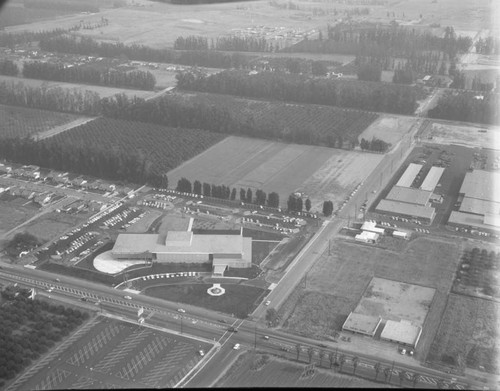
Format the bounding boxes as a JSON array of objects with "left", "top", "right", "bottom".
[
  {"left": 361, "top": 221, "right": 385, "bottom": 234},
  {"left": 393, "top": 231, "right": 409, "bottom": 239},
  {"left": 342, "top": 312, "right": 382, "bottom": 337},
  {"left": 380, "top": 319, "right": 422, "bottom": 348},
  {"left": 355, "top": 231, "right": 379, "bottom": 243}
]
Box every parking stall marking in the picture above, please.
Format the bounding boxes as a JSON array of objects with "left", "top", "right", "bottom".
[
  {"left": 70, "top": 376, "right": 98, "bottom": 389},
  {"left": 141, "top": 342, "right": 193, "bottom": 386},
  {"left": 34, "top": 369, "right": 71, "bottom": 390}
]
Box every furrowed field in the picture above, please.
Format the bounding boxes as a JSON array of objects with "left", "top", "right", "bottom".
[
  {"left": 43, "top": 117, "right": 227, "bottom": 175},
  {"left": 167, "top": 136, "right": 383, "bottom": 211},
  {"left": 0, "top": 104, "right": 86, "bottom": 139},
  {"left": 175, "top": 92, "right": 379, "bottom": 146}
]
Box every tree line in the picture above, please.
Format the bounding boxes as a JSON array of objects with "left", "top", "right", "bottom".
[
  {"left": 359, "top": 137, "right": 390, "bottom": 152},
  {"left": 427, "top": 92, "right": 499, "bottom": 125},
  {"left": 23, "top": 0, "right": 99, "bottom": 13},
  {"left": 176, "top": 69, "right": 419, "bottom": 115},
  {"left": 23, "top": 61, "right": 156, "bottom": 90},
  {"left": 39, "top": 35, "right": 253, "bottom": 69},
  {"left": 0, "top": 26, "right": 81, "bottom": 48},
  {"left": 176, "top": 177, "right": 281, "bottom": 208},
  {"left": 0, "top": 59, "right": 19, "bottom": 76},
  {"left": 175, "top": 35, "right": 272, "bottom": 52},
  {"left": 0, "top": 80, "right": 102, "bottom": 115}
]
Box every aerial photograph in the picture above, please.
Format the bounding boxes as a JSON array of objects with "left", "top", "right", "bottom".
[{"left": 0, "top": 0, "right": 498, "bottom": 389}]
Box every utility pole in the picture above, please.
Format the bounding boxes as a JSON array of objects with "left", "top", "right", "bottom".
[{"left": 254, "top": 324, "right": 257, "bottom": 349}]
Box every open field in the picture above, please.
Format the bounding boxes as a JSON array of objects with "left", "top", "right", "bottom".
[
  {"left": 281, "top": 236, "right": 461, "bottom": 360},
  {"left": 419, "top": 120, "right": 500, "bottom": 150},
  {"left": 174, "top": 91, "right": 379, "bottom": 146},
  {"left": 145, "top": 283, "right": 266, "bottom": 318},
  {"left": 15, "top": 315, "right": 211, "bottom": 390},
  {"left": 358, "top": 115, "right": 419, "bottom": 147},
  {"left": 20, "top": 211, "right": 88, "bottom": 244},
  {"left": 0, "top": 196, "right": 40, "bottom": 239},
  {"left": 0, "top": 104, "right": 86, "bottom": 140},
  {"left": 427, "top": 294, "right": 499, "bottom": 374},
  {"left": 167, "top": 136, "right": 383, "bottom": 211},
  {"left": 355, "top": 277, "right": 435, "bottom": 327},
  {"left": 0, "top": 75, "right": 157, "bottom": 100},
  {"left": 216, "top": 351, "right": 389, "bottom": 388}
]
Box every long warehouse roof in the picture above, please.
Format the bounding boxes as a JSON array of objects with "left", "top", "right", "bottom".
[
  {"left": 376, "top": 199, "right": 435, "bottom": 220},
  {"left": 459, "top": 197, "right": 500, "bottom": 216},
  {"left": 386, "top": 186, "right": 432, "bottom": 206},
  {"left": 396, "top": 163, "right": 423, "bottom": 188},
  {"left": 459, "top": 170, "right": 500, "bottom": 203},
  {"left": 420, "top": 166, "right": 445, "bottom": 192},
  {"left": 448, "top": 211, "right": 500, "bottom": 232}
]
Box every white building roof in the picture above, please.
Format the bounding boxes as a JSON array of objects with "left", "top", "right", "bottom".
[
  {"left": 376, "top": 199, "right": 435, "bottom": 220},
  {"left": 459, "top": 197, "right": 500, "bottom": 216},
  {"left": 420, "top": 166, "right": 445, "bottom": 192},
  {"left": 448, "top": 211, "right": 500, "bottom": 232},
  {"left": 342, "top": 312, "right": 382, "bottom": 336},
  {"left": 386, "top": 186, "right": 432, "bottom": 205},
  {"left": 380, "top": 319, "right": 422, "bottom": 347},
  {"left": 355, "top": 231, "right": 379, "bottom": 241},
  {"left": 459, "top": 170, "right": 500, "bottom": 203},
  {"left": 396, "top": 163, "right": 423, "bottom": 188},
  {"left": 361, "top": 221, "right": 385, "bottom": 234}
]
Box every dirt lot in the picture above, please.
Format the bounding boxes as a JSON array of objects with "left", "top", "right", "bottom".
[
  {"left": 167, "top": 136, "right": 383, "bottom": 212},
  {"left": 280, "top": 236, "right": 461, "bottom": 361},
  {"left": 216, "top": 351, "right": 389, "bottom": 388},
  {"left": 354, "top": 277, "right": 435, "bottom": 327},
  {"left": 0, "top": 104, "right": 86, "bottom": 139},
  {"left": 427, "top": 294, "right": 499, "bottom": 375},
  {"left": 358, "top": 115, "right": 420, "bottom": 148}
]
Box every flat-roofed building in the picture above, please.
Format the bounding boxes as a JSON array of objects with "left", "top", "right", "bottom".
[
  {"left": 459, "top": 197, "right": 500, "bottom": 216},
  {"left": 361, "top": 220, "right": 385, "bottom": 234},
  {"left": 459, "top": 170, "right": 500, "bottom": 203},
  {"left": 386, "top": 186, "right": 432, "bottom": 206},
  {"left": 342, "top": 312, "right": 382, "bottom": 337},
  {"left": 380, "top": 319, "right": 422, "bottom": 348},
  {"left": 396, "top": 163, "right": 423, "bottom": 188},
  {"left": 420, "top": 166, "right": 445, "bottom": 192},
  {"left": 376, "top": 199, "right": 435, "bottom": 222},
  {"left": 355, "top": 231, "right": 379, "bottom": 243},
  {"left": 448, "top": 211, "right": 500, "bottom": 233}
]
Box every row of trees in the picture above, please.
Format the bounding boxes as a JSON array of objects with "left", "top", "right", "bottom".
[
  {"left": 176, "top": 177, "right": 281, "bottom": 207},
  {"left": 176, "top": 69, "right": 419, "bottom": 115},
  {"left": 287, "top": 195, "right": 312, "bottom": 212},
  {"left": 0, "top": 26, "right": 80, "bottom": 49},
  {"left": 0, "top": 81, "right": 102, "bottom": 115},
  {"left": 23, "top": 0, "right": 99, "bottom": 13},
  {"left": 39, "top": 35, "right": 253, "bottom": 69},
  {"left": 359, "top": 137, "right": 390, "bottom": 152},
  {"left": 475, "top": 36, "right": 500, "bottom": 55},
  {"left": 174, "top": 35, "right": 272, "bottom": 52},
  {"left": 427, "top": 92, "right": 499, "bottom": 125},
  {"left": 23, "top": 61, "right": 156, "bottom": 90},
  {"left": 0, "top": 137, "right": 167, "bottom": 186},
  {"left": 0, "top": 59, "right": 19, "bottom": 76}
]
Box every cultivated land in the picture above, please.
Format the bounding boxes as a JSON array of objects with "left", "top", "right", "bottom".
[
  {"left": 0, "top": 104, "right": 86, "bottom": 140},
  {"left": 280, "top": 236, "right": 461, "bottom": 362},
  {"left": 358, "top": 115, "right": 419, "bottom": 148},
  {"left": 167, "top": 136, "right": 383, "bottom": 211},
  {"left": 420, "top": 120, "right": 500, "bottom": 150},
  {"left": 427, "top": 294, "right": 499, "bottom": 375},
  {"left": 0, "top": 75, "right": 157, "bottom": 100},
  {"left": 355, "top": 277, "right": 435, "bottom": 327},
  {"left": 216, "top": 351, "right": 390, "bottom": 388},
  {"left": 15, "top": 315, "right": 212, "bottom": 390}
]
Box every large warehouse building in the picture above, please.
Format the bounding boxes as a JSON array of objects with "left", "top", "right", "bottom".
[
  {"left": 448, "top": 170, "right": 500, "bottom": 233},
  {"left": 94, "top": 224, "right": 252, "bottom": 275}
]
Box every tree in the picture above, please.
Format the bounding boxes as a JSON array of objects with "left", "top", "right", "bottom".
[
  {"left": 399, "top": 369, "right": 406, "bottom": 385},
  {"left": 383, "top": 367, "right": 391, "bottom": 383},
  {"left": 203, "top": 182, "right": 211, "bottom": 197},
  {"left": 374, "top": 362, "right": 381, "bottom": 380},
  {"left": 328, "top": 351, "right": 336, "bottom": 368},
  {"left": 305, "top": 198, "right": 311, "bottom": 212},
  {"left": 240, "top": 188, "right": 246, "bottom": 202},
  {"left": 287, "top": 195, "right": 297, "bottom": 211},
  {"left": 338, "top": 354, "right": 346, "bottom": 372},
  {"left": 176, "top": 177, "right": 192, "bottom": 193},
  {"left": 412, "top": 373, "right": 421, "bottom": 388},
  {"left": 230, "top": 188, "right": 237, "bottom": 200},
  {"left": 246, "top": 188, "right": 253, "bottom": 204},
  {"left": 352, "top": 356, "right": 359, "bottom": 375},
  {"left": 267, "top": 192, "right": 280, "bottom": 208},
  {"left": 295, "top": 344, "right": 302, "bottom": 361},
  {"left": 193, "top": 180, "right": 202, "bottom": 195},
  {"left": 307, "top": 346, "right": 314, "bottom": 363},
  {"left": 322, "top": 200, "right": 333, "bottom": 216}
]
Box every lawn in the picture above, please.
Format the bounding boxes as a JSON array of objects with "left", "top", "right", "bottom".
[
  {"left": 0, "top": 104, "right": 85, "bottom": 140},
  {"left": 216, "top": 351, "right": 390, "bottom": 388},
  {"left": 426, "top": 294, "right": 499, "bottom": 375},
  {"left": 144, "top": 283, "right": 266, "bottom": 318},
  {"left": 280, "top": 236, "right": 461, "bottom": 361},
  {"left": 167, "top": 136, "right": 383, "bottom": 211}
]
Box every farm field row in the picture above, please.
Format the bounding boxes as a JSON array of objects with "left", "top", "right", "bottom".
[
  {"left": 0, "top": 104, "right": 87, "bottom": 140},
  {"left": 175, "top": 91, "right": 379, "bottom": 146},
  {"left": 0, "top": 74, "right": 156, "bottom": 100},
  {"left": 44, "top": 117, "right": 227, "bottom": 175},
  {"left": 167, "top": 136, "right": 384, "bottom": 211},
  {"left": 281, "top": 236, "right": 461, "bottom": 361}
]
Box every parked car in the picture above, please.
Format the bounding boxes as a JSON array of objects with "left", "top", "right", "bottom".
[
  {"left": 177, "top": 308, "right": 186, "bottom": 313},
  {"left": 233, "top": 343, "right": 241, "bottom": 350},
  {"left": 124, "top": 295, "right": 132, "bottom": 300}
]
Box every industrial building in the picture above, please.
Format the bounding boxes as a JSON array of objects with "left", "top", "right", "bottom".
[
  {"left": 376, "top": 199, "right": 436, "bottom": 222},
  {"left": 342, "top": 313, "right": 382, "bottom": 337},
  {"left": 396, "top": 163, "right": 423, "bottom": 188},
  {"left": 447, "top": 170, "right": 500, "bottom": 233},
  {"left": 380, "top": 319, "right": 422, "bottom": 348},
  {"left": 419, "top": 166, "right": 445, "bottom": 192},
  {"left": 95, "top": 224, "right": 252, "bottom": 275},
  {"left": 386, "top": 186, "right": 432, "bottom": 206},
  {"left": 355, "top": 230, "right": 379, "bottom": 243}
]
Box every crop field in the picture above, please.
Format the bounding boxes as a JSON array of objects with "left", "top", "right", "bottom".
[
  {"left": 281, "top": 236, "right": 461, "bottom": 359},
  {"left": 0, "top": 75, "right": 156, "bottom": 100},
  {"left": 167, "top": 136, "right": 383, "bottom": 211},
  {"left": 354, "top": 277, "right": 435, "bottom": 327},
  {"left": 44, "top": 117, "right": 227, "bottom": 176},
  {"left": 15, "top": 315, "right": 211, "bottom": 390},
  {"left": 145, "top": 283, "right": 266, "bottom": 318},
  {"left": 419, "top": 120, "right": 500, "bottom": 150},
  {"left": 358, "top": 115, "right": 420, "bottom": 147},
  {"left": 216, "top": 352, "right": 388, "bottom": 388},
  {"left": 175, "top": 91, "right": 379, "bottom": 145},
  {"left": 0, "top": 104, "right": 86, "bottom": 140},
  {"left": 427, "top": 294, "right": 499, "bottom": 374}
]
